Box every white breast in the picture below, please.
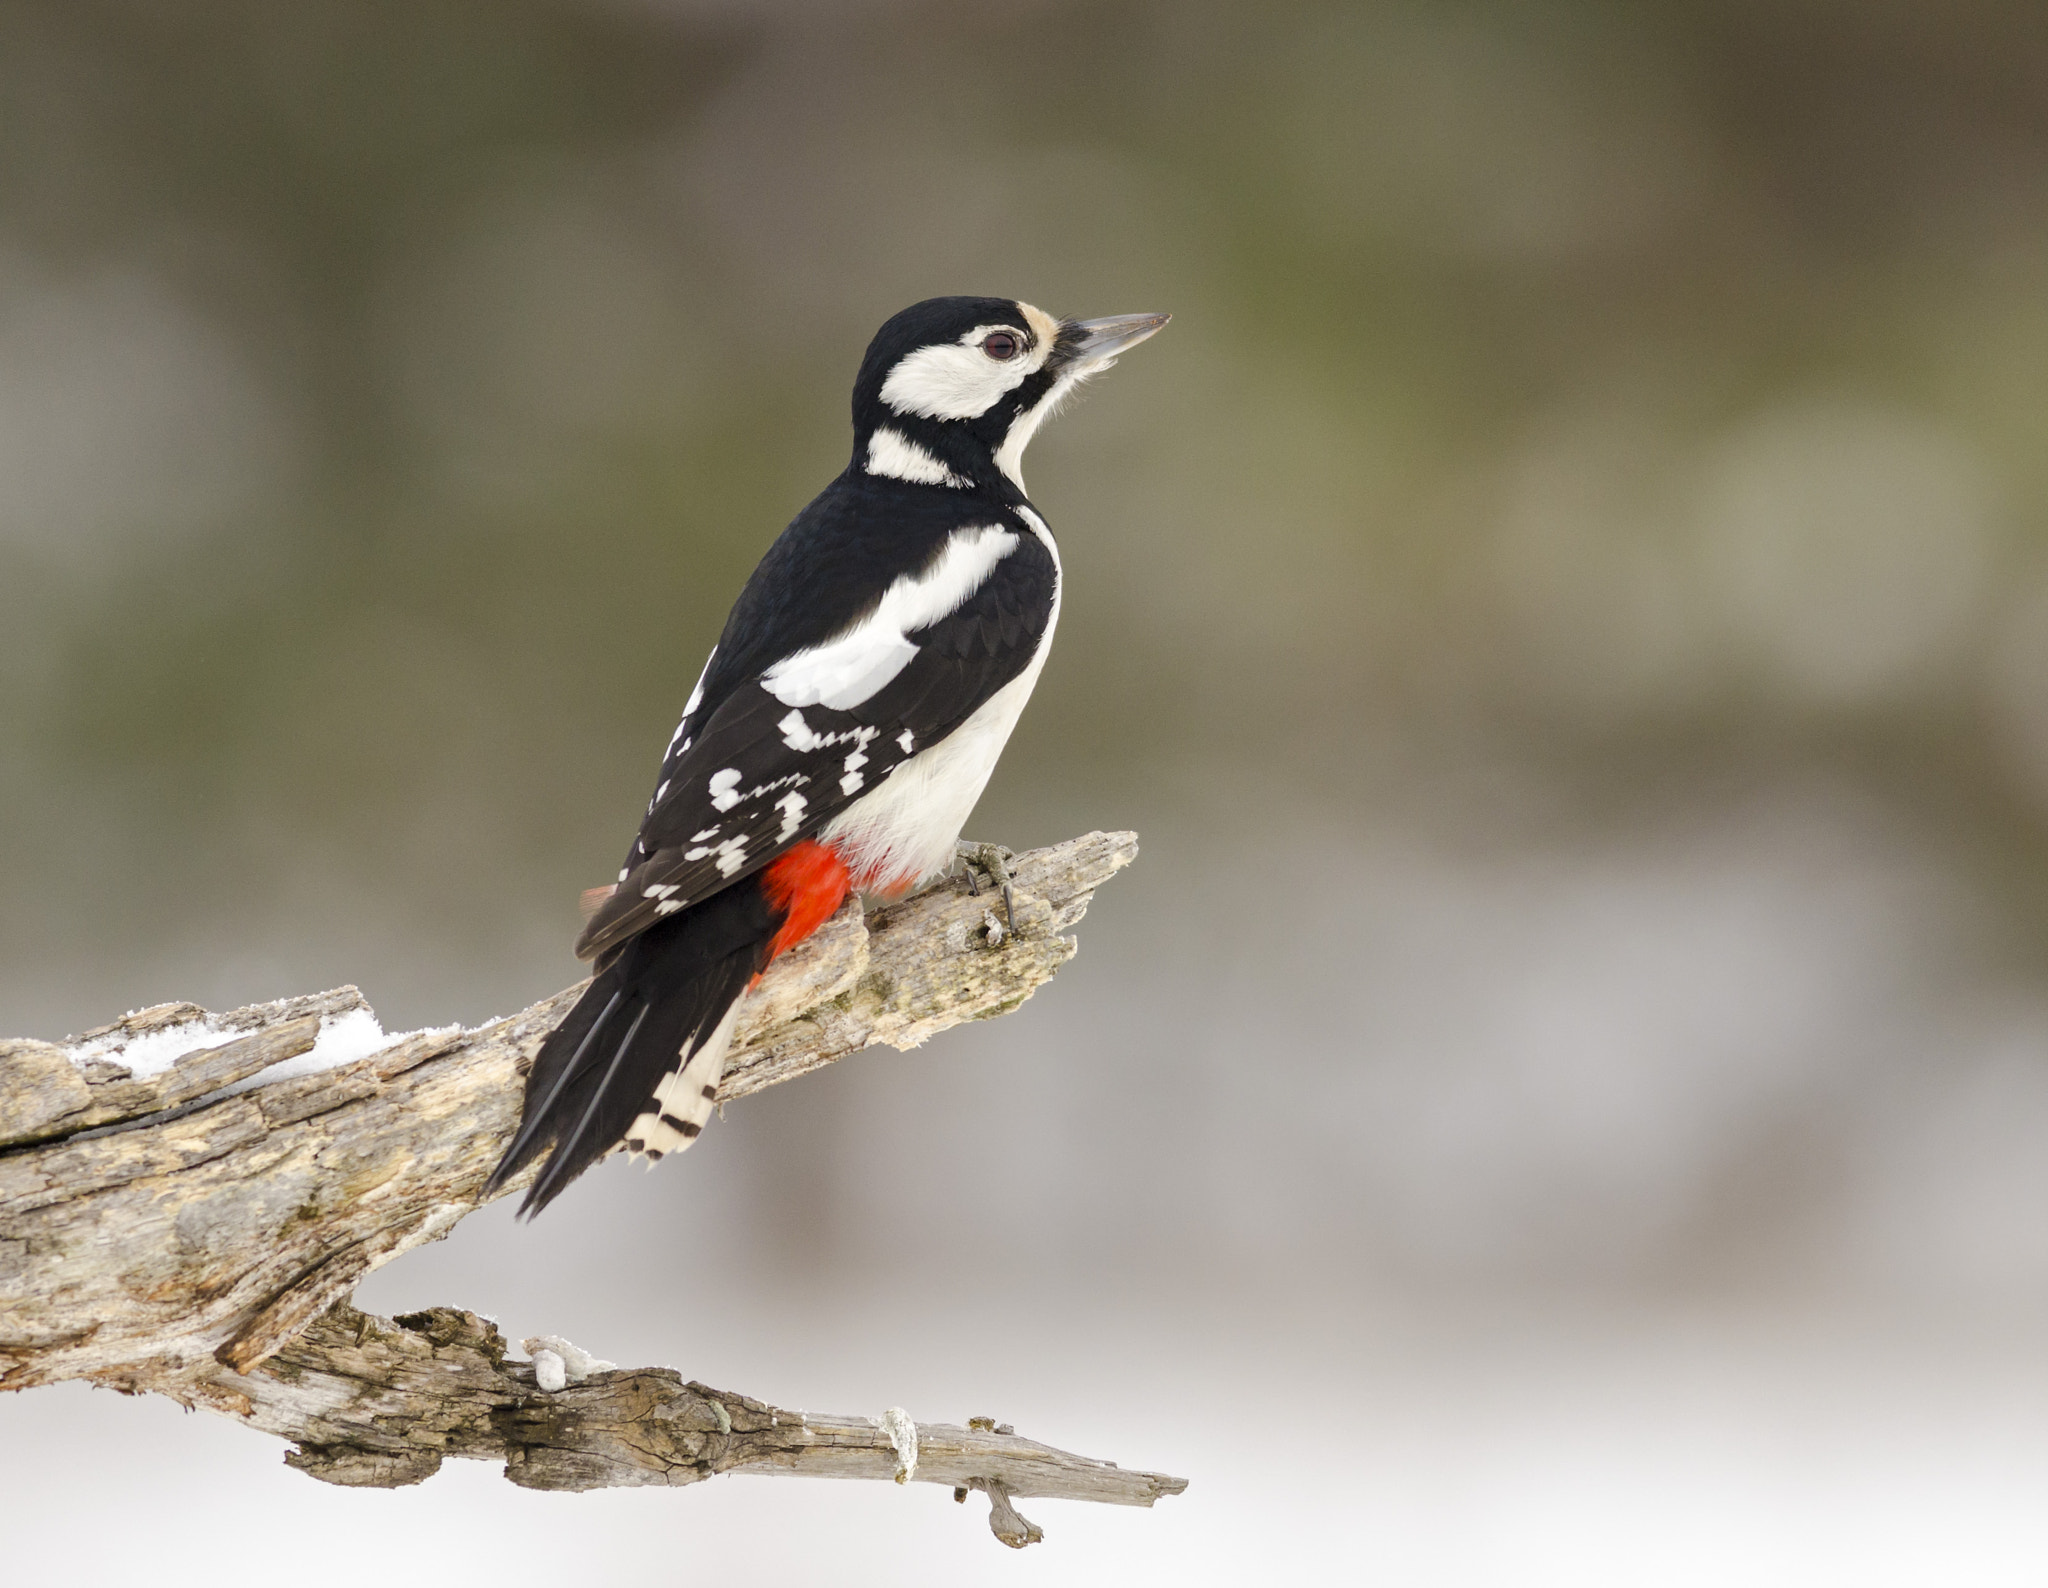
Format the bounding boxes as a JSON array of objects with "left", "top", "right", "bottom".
[{"left": 821, "top": 508, "right": 1061, "bottom": 892}]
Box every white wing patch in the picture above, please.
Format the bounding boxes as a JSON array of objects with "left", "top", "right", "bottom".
[
  {"left": 760, "top": 525, "right": 1019, "bottom": 711},
  {"left": 865, "top": 426, "right": 968, "bottom": 487}
]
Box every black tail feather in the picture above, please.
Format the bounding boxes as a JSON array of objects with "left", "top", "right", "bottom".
[
  {"left": 483, "top": 878, "right": 779, "bottom": 1219},
  {"left": 484, "top": 985, "right": 623, "bottom": 1198},
  {"left": 527, "top": 1000, "right": 650, "bottom": 1212}
]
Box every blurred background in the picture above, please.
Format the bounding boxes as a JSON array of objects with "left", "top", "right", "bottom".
[{"left": 7, "top": 0, "right": 2048, "bottom": 1580}]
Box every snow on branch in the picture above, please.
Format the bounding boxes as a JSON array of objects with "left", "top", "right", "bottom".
[{"left": 0, "top": 832, "right": 1183, "bottom": 1547}]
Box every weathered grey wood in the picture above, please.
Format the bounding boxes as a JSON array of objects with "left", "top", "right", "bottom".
[
  {"left": 0, "top": 987, "right": 367, "bottom": 1148},
  {"left": 233, "top": 1301, "right": 1183, "bottom": 1545},
  {"left": 0, "top": 832, "right": 1180, "bottom": 1546}
]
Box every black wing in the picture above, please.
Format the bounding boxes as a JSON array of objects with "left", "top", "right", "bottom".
[{"left": 577, "top": 520, "right": 1055, "bottom": 963}]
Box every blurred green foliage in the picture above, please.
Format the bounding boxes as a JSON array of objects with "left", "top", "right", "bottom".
[{"left": 6, "top": 0, "right": 2048, "bottom": 1021}]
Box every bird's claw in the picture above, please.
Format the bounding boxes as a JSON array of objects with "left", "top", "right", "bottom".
[{"left": 958, "top": 841, "right": 1019, "bottom": 935}]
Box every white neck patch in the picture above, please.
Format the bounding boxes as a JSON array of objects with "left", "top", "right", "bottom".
[{"left": 865, "top": 426, "right": 968, "bottom": 488}]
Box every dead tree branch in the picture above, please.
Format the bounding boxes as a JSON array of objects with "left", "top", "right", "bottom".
[{"left": 0, "top": 832, "right": 1183, "bottom": 1546}]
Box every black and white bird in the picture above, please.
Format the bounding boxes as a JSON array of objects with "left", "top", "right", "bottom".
[{"left": 486, "top": 296, "right": 1168, "bottom": 1217}]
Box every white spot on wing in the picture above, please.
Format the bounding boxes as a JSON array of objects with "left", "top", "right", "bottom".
[
  {"left": 760, "top": 526, "right": 1019, "bottom": 711},
  {"left": 709, "top": 768, "right": 743, "bottom": 811},
  {"left": 780, "top": 709, "right": 823, "bottom": 751},
  {"left": 683, "top": 832, "right": 750, "bottom": 874},
  {"left": 898, "top": 729, "right": 915, "bottom": 753},
  {"left": 776, "top": 790, "right": 807, "bottom": 839}
]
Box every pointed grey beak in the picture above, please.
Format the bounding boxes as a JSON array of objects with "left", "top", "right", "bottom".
[{"left": 1061, "top": 312, "right": 1171, "bottom": 364}]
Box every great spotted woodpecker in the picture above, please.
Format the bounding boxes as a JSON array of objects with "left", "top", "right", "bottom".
[{"left": 486, "top": 297, "right": 1168, "bottom": 1216}]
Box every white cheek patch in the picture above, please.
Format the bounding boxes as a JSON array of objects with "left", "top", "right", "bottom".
[
  {"left": 865, "top": 426, "right": 968, "bottom": 487},
  {"left": 879, "top": 321, "right": 1053, "bottom": 421},
  {"left": 760, "top": 525, "right": 1020, "bottom": 711},
  {"left": 880, "top": 340, "right": 1024, "bottom": 421}
]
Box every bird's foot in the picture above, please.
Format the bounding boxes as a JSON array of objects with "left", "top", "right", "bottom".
[{"left": 957, "top": 840, "right": 1017, "bottom": 934}]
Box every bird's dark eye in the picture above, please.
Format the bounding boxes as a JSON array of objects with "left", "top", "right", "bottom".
[{"left": 982, "top": 331, "right": 1020, "bottom": 361}]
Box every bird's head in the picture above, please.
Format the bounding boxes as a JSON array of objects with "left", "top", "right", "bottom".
[{"left": 850, "top": 296, "right": 1168, "bottom": 497}]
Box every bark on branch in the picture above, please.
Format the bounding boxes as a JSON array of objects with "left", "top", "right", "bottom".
[{"left": 0, "top": 832, "right": 1183, "bottom": 1546}]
